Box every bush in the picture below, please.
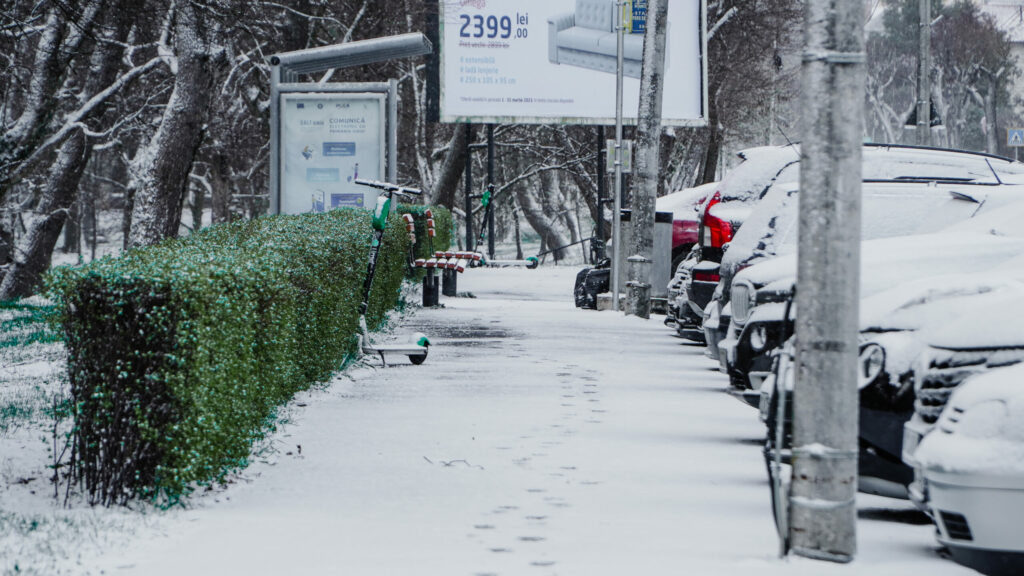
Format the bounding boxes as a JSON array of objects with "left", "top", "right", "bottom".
[{"left": 47, "top": 208, "right": 412, "bottom": 506}]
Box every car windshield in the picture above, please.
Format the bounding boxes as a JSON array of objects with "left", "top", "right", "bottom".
[{"left": 760, "top": 183, "right": 994, "bottom": 256}]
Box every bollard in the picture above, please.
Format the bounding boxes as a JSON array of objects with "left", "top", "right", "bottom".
[
  {"left": 442, "top": 268, "right": 458, "bottom": 297},
  {"left": 423, "top": 270, "right": 439, "bottom": 306}
]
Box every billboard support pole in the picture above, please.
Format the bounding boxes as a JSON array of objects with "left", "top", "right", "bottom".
[
  {"left": 596, "top": 126, "right": 606, "bottom": 259},
  {"left": 611, "top": 0, "right": 626, "bottom": 313},
  {"left": 465, "top": 123, "right": 474, "bottom": 249},
  {"left": 270, "top": 65, "right": 281, "bottom": 215},
  {"left": 487, "top": 124, "right": 496, "bottom": 259}
]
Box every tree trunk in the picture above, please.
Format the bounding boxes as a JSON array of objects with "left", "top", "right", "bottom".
[
  {"left": 628, "top": 0, "right": 669, "bottom": 318},
  {"left": 128, "top": 3, "right": 223, "bottom": 248},
  {"left": 984, "top": 78, "right": 998, "bottom": 155},
  {"left": 210, "top": 152, "right": 232, "bottom": 224},
  {"left": 0, "top": 132, "right": 88, "bottom": 299},
  {"left": 63, "top": 200, "right": 81, "bottom": 254},
  {"left": 431, "top": 126, "right": 468, "bottom": 209},
  {"left": 0, "top": 0, "right": 134, "bottom": 298},
  {"left": 516, "top": 177, "right": 567, "bottom": 262}
]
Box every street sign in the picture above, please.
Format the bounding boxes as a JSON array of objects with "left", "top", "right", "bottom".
[
  {"left": 1009, "top": 128, "right": 1024, "bottom": 148},
  {"left": 630, "top": 0, "right": 648, "bottom": 34}
]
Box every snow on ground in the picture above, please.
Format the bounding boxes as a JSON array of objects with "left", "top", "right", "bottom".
[{"left": 5, "top": 267, "right": 976, "bottom": 575}]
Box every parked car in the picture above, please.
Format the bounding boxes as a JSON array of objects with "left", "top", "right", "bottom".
[
  {"left": 720, "top": 184, "right": 1024, "bottom": 395},
  {"left": 669, "top": 146, "right": 801, "bottom": 339},
  {"left": 656, "top": 182, "right": 717, "bottom": 274},
  {"left": 761, "top": 273, "right": 1024, "bottom": 499},
  {"left": 909, "top": 327, "right": 1024, "bottom": 575},
  {"left": 694, "top": 146, "right": 1024, "bottom": 351}
]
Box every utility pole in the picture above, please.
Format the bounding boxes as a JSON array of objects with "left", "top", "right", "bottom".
[
  {"left": 916, "top": 0, "right": 931, "bottom": 146},
  {"left": 627, "top": 0, "right": 668, "bottom": 319},
  {"left": 611, "top": 0, "right": 626, "bottom": 313},
  {"left": 789, "top": 0, "right": 865, "bottom": 563}
]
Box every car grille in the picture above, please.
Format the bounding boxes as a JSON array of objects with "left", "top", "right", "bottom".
[
  {"left": 916, "top": 348, "right": 1024, "bottom": 424},
  {"left": 732, "top": 284, "right": 751, "bottom": 325},
  {"left": 939, "top": 511, "right": 973, "bottom": 541}
]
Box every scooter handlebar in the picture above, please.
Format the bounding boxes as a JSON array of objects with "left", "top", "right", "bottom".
[{"left": 354, "top": 178, "right": 422, "bottom": 197}]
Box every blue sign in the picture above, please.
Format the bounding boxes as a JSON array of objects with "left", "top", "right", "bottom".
[
  {"left": 306, "top": 168, "right": 340, "bottom": 182},
  {"left": 1009, "top": 128, "right": 1024, "bottom": 148},
  {"left": 323, "top": 142, "right": 356, "bottom": 156},
  {"left": 631, "top": 0, "right": 647, "bottom": 34},
  {"left": 331, "top": 193, "right": 364, "bottom": 208}
]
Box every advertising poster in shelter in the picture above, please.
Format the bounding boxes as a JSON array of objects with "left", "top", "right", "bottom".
[
  {"left": 279, "top": 93, "right": 385, "bottom": 214},
  {"left": 438, "top": 0, "right": 705, "bottom": 125}
]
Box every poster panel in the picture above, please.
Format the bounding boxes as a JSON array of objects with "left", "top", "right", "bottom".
[
  {"left": 279, "top": 93, "right": 386, "bottom": 214},
  {"left": 439, "top": 0, "right": 705, "bottom": 125}
]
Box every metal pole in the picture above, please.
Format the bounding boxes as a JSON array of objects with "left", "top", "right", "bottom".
[
  {"left": 487, "top": 124, "right": 496, "bottom": 259},
  {"left": 388, "top": 79, "right": 399, "bottom": 184},
  {"left": 611, "top": 1, "right": 626, "bottom": 313},
  {"left": 269, "top": 65, "right": 281, "bottom": 215},
  {"left": 597, "top": 126, "right": 606, "bottom": 244},
  {"left": 789, "top": 0, "right": 864, "bottom": 562},
  {"left": 917, "top": 0, "right": 931, "bottom": 146},
  {"left": 464, "top": 123, "right": 473, "bottom": 250}
]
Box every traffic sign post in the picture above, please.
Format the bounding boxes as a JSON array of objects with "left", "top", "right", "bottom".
[{"left": 1009, "top": 128, "right": 1024, "bottom": 162}]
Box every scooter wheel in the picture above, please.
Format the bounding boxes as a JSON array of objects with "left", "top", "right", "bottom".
[{"left": 409, "top": 351, "right": 427, "bottom": 365}]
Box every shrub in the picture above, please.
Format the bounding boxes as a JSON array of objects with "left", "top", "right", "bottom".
[{"left": 47, "top": 208, "right": 411, "bottom": 506}]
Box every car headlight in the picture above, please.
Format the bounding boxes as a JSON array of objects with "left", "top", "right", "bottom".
[
  {"left": 858, "top": 343, "right": 885, "bottom": 389},
  {"left": 750, "top": 324, "right": 769, "bottom": 352}
]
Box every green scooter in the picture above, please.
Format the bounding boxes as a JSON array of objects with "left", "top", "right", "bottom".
[{"left": 354, "top": 179, "right": 430, "bottom": 365}]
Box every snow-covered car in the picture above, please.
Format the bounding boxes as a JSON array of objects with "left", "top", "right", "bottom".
[
  {"left": 699, "top": 146, "right": 1024, "bottom": 354},
  {"left": 761, "top": 276, "right": 1024, "bottom": 498},
  {"left": 721, "top": 184, "right": 1024, "bottom": 395},
  {"left": 656, "top": 182, "right": 717, "bottom": 274},
  {"left": 675, "top": 146, "right": 801, "bottom": 340},
  {"left": 912, "top": 362, "right": 1024, "bottom": 576}
]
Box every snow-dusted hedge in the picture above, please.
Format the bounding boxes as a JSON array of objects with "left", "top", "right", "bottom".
[{"left": 47, "top": 207, "right": 444, "bottom": 506}]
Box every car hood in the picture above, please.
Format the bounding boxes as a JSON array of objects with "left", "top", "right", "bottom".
[
  {"left": 861, "top": 274, "right": 1024, "bottom": 332},
  {"left": 924, "top": 288, "right": 1024, "bottom": 351}
]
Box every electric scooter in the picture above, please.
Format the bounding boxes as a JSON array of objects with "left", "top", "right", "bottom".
[
  {"left": 471, "top": 184, "right": 539, "bottom": 269},
  {"left": 354, "top": 179, "right": 430, "bottom": 365}
]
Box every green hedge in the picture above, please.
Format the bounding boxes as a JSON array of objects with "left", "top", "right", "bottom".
[{"left": 47, "top": 208, "right": 412, "bottom": 506}]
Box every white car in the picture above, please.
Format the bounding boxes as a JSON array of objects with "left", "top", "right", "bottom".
[{"left": 913, "top": 362, "right": 1024, "bottom": 576}]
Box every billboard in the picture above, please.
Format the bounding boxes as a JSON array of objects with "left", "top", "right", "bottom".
[
  {"left": 279, "top": 93, "right": 386, "bottom": 215},
  {"left": 438, "top": 0, "right": 706, "bottom": 126}
]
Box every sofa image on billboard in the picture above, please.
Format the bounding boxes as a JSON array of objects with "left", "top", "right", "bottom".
[{"left": 548, "top": 0, "right": 643, "bottom": 78}]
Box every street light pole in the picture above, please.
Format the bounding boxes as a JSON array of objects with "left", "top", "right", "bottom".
[
  {"left": 611, "top": 0, "right": 626, "bottom": 313},
  {"left": 917, "top": 0, "right": 931, "bottom": 146},
  {"left": 789, "top": 0, "right": 865, "bottom": 563}
]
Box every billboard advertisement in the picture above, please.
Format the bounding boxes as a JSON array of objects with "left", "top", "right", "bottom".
[
  {"left": 438, "top": 0, "right": 706, "bottom": 125},
  {"left": 279, "top": 93, "right": 386, "bottom": 214}
]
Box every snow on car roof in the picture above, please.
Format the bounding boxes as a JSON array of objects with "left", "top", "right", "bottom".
[
  {"left": 734, "top": 231, "right": 1024, "bottom": 297},
  {"left": 655, "top": 182, "right": 718, "bottom": 219}
]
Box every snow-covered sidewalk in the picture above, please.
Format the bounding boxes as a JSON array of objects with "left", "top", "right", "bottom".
[{"left": 82, "top": 267, "right": 972, "bottom": 575}]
